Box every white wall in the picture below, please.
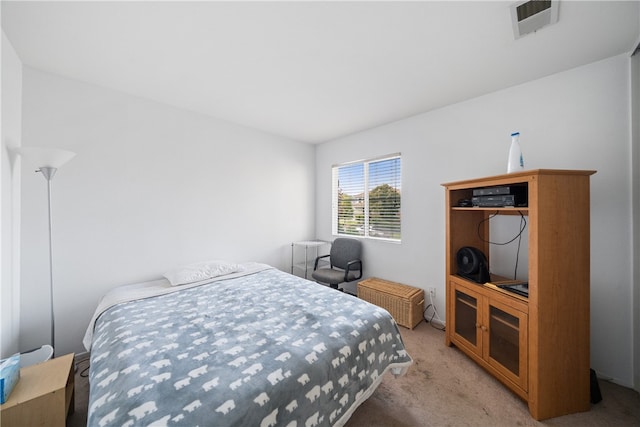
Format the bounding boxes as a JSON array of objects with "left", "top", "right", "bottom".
[
  {"left": 1, "top": 31, "right": 22, "bottom": 358},
  {"left": 316, "top": 54, "right": 634, "bottom": 387},
  {"left": 19, "top": 68, "right": 316, "bottom": 356}
]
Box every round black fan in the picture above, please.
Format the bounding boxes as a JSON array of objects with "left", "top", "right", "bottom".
[{"left": 456, "top": 247, "right": 489, "bottom": 283}]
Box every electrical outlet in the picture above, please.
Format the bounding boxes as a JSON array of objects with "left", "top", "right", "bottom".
[{"left": 428, "top": 287, "right": 436, "bottom": 299}]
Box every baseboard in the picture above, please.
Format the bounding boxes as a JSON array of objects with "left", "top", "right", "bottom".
[{"left": 75, "top": 351, "right": 90, "bottom": 363}]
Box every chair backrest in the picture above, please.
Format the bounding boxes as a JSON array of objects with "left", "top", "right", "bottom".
[{"left": 330, "top": 238, "right": 362, "bottom": 270}]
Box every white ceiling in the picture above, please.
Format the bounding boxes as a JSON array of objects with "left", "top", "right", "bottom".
[{"left": 2, "top": 1, "right": 639, "bottom": 143}]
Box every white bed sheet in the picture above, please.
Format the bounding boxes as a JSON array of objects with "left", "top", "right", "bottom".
[{"left": 83, "top": 262, "right": 272, "bottom": 350}]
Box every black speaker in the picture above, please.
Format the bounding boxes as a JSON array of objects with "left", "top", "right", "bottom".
[
  {"left": 456, "top": 247, "right": 490, "bottom": 284},
  {"left": 590, "top": 368, "right": 602, "bottom": 404}
]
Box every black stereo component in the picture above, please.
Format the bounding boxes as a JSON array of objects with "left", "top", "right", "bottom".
[
  {"left": 498, "top": 282, "right": 529, "bottom": 297},
  {"left": 473, "top": 194, "right": 517, "bottom": 207},
  {"left": 472, "top": 186, "right": 512, "bottom": 196},
  {"left": 472, "top": 185, "right": 527, "bottom": 207},
  {"left": 456, "top": 247, "right": 490, "bottom": 284}
]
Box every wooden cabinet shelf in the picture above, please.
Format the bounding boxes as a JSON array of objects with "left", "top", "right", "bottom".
[
  {"left": 442, "top": 169, "right": 595, "bottom": 420},
  {"left": 491, "top": 312, "right": 519, "bottom": 331}
]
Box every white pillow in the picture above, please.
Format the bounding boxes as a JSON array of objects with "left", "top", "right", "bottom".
[{"left": 163, "top": 260, "right": 245, "bottom": 286}]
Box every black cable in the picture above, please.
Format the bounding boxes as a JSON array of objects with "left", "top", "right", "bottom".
[
  {"left": 423, "top": 304, "right": 445, "bottom": 331},
  {"left": 477, "top": 210, "right": 527, "bottom": 279},
  {"left": 81, "top": 365, "right": 90, "bottom": 377},
  {"left": 76, "top": 357, "right": 90, "bottom": 377},
  {"left": 477, "top": 211, "right": 527, "bottom": 246},
  {"left": 513, "top": 214, "right": 526, "bottom": 279}
]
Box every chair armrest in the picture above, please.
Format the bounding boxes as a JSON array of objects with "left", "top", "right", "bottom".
[
  {"left": 314, "top": 254, "right": 331, "bottom": 271},
  {"left": 344, "top": 259, "right": 363, "bottom": 281}
]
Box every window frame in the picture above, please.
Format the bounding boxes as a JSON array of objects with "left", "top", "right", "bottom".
[{"left": 331, "top": 153, "right": 402, "bottom": 242}]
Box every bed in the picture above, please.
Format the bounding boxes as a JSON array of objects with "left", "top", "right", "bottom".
[{"left": 83, "top": 261, "right": 413, "bottom": 427}]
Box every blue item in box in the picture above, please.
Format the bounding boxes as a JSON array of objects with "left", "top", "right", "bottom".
[{"left": 0, "top": 353, "right": 20, "bottom": 404}]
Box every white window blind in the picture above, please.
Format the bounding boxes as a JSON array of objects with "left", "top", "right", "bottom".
[{"left": 332, "top": 154, "right": 401, "bottom": 241}]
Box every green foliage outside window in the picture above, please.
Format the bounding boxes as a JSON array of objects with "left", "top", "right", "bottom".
[{"left": 333, "top": 155, "right": 401, "bottom": 241}]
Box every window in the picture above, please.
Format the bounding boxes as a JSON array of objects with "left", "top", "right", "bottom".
[{"left": 332, "top": 154, "right": 401, "bottom": 241}]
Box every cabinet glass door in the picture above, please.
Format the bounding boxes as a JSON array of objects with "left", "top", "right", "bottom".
[
  {"left": 486, "top": 301, "right": 528, "bottom": 390},
  {"left": 454, "top": 289, "right": 478, "bottom": 346},
  {"left": 489, "top": 306, "right": 519, "bottom": 374}
]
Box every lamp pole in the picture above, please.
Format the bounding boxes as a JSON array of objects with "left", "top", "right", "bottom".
[
  {"left": 38, "top": 166, "right": 58, "bottom": 356},
  {"left": 12, "top": 146, "right": 75, "bottom": 358}
]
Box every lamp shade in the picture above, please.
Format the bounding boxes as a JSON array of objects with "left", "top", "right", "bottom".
[{"left": 12, "top": 147, "right": 76, "bottom": 169}]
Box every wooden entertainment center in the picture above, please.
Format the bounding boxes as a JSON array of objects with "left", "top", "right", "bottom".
[{"left": 442, "top": 169, "right": 595, "bottom": 420}]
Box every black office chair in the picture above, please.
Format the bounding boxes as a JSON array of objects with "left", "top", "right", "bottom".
[{"left": 311, "top": 238, "right": 363, "bottom": 290}]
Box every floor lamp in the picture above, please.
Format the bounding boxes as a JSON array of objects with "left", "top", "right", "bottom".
[{"left": 13, "top": 147, "right": 76, "bottom": 357}]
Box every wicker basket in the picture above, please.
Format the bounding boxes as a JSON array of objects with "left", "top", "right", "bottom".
[{"left": 357, "top": 278, "right": 424, "bottom": 329}]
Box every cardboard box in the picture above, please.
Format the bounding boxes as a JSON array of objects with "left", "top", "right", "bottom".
[{"left": 0, "top": 354, "right": 20, "bottom": 404}]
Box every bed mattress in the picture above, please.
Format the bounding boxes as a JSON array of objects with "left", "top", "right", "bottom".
[{"left": 84, "top": 264, "right": 412, "bottom": 426}]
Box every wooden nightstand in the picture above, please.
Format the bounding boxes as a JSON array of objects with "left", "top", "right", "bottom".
[{"left": 0, "top": 353, "right": 75, "bottom": 427}]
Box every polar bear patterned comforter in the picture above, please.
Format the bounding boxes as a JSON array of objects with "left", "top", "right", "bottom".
[{"left": 86, "top": 266, "right": 413, "bottom": 427}]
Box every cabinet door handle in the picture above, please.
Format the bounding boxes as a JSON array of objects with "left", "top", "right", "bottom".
[
  {"left": 481, "top": 325, "right": 488, "bottom": 331},
  {"left": 475, "top": 323, "right": 481, "bottom": 328}
]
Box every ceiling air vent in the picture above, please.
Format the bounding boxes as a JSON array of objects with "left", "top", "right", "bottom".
[{"left": 510, "top": 0, "right": 559, "bottom": 39}]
